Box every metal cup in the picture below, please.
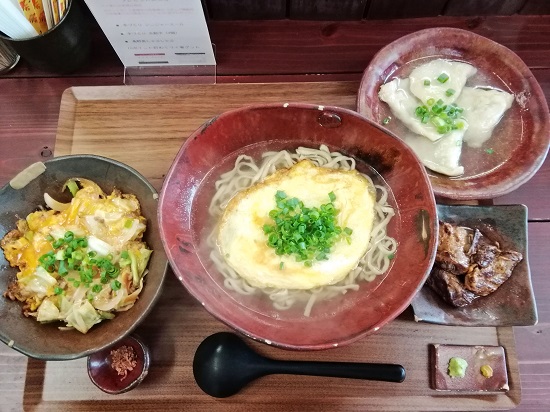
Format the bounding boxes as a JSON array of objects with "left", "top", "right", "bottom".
[
  {"left": 0, "top": 40, "right": 19, "bottom": 75},
  {"left": 0, "top": 0, "right": 91, "bottom": 74}
]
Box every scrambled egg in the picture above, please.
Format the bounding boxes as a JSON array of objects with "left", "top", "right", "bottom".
[
  {"left": 217, "top": 160, "right": 376, "bottom": 290},
  {"left": 1, "top": 178, "right": 151, "bottom": 333}
]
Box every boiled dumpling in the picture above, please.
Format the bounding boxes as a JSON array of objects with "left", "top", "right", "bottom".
[
  {"left": 379, "top": 78, "right": 457, "bottom": 142},
  {"left": 456, "top": 87, "right": 514, "bottom": 148},
  {"left": 402, "top": 130, "right": 465, "bottom": 177},
  {"left": 409, "top": 59, "right": 477, "bottom": 106}
]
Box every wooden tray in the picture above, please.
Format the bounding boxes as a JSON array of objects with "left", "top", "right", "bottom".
[{"left": 24, "top": 82, "right": 521, "bottom": 411}]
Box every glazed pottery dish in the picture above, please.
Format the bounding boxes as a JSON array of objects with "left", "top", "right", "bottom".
[
  {"left": 412, "top": 204, "right": 537, "bottom": 327},
  {"left": 358, "top": 27, "right": 550, "bottom": 200},
  {"left": 88, "top": 334, "right": 150, "bottom": 394},
  {"left": 159, "top": 103, "right": 438, "bottom": 350},
  {"left": 0, "top": 155, "right": 167, "bottom": 360}
]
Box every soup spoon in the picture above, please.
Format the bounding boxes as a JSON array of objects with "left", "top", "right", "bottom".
[{"left": 193, "top": 332, "right": 406, "bottom": 398}]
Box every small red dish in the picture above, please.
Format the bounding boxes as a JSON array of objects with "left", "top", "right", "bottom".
[{"left": 87, "top": 335, "right": 150, "bottom": 394}]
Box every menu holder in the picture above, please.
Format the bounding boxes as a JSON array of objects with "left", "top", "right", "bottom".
[{"left": 84, "top": 0, "right": 216, "bottom": 85}]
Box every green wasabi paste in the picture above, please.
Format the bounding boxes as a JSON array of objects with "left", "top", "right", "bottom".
[{"left": 448, "top": 357, "right": 468, "bottom": 378}]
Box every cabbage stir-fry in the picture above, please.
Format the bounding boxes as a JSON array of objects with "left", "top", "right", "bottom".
[{"left": 1, "top": 178, "right": 152, "bottom": 333}]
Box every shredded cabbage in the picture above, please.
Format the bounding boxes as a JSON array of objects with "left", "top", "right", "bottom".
[{"left": 0, "top": 178, "right": 153, "bottom": 334}]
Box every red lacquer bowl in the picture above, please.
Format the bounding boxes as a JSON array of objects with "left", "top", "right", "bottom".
[{"left": 159, "top": 103, "right": 437, "bottom": 350}]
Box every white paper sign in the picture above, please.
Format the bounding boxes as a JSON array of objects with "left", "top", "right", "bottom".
[{"left": 84, "top": 0, "right": 215, "bottom": 68}]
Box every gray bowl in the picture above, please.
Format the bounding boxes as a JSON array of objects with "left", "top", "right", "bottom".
[{"left": 0, "top": 155, "right": 167, "bottom": 360}]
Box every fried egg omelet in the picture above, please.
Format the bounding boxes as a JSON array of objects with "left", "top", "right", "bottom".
[{"left": 217, "top": 160, "right": 376, "bottom": 290}]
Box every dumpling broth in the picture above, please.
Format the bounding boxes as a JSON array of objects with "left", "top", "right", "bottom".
[{"left": 379, "top": 56, "right": 523, "bottom": 180}]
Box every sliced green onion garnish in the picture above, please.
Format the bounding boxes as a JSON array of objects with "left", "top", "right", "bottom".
[
  {"left": 54, "top": 286, "right": 64, "bottom": 295},
  {"left": 111, "top": 280, "right": 121, "bottom": 291},
  {"left": 382, "top": 116, "right": 391, "bottom": 125},
  {"left": 92, "top": 284, "right": 102, "bottom": 293},
  {"left": 427, "top": 98, "right": 435, "bottom": 106},
  {"left": 437, "top": 73, "right": 449, "bottom": 83},
  {"left": 445, "top": 88, "right": 455, "bottom": 97},
  {"left": 58, "top": 260, "right": 68, "bottom": 275},
  {"left": 52, "top": 238, "right": 64, "bottom": 249},
  {"left": 424, "top": 79, "right": 430, "bottom": 86},
  {"left": 66, "top": 180, "right": 79, "bottom": 197},
  {"left": 414, "top": 98, "right": 465, "bottom": 135},
  {"left": 263, "top": 191, "right": 352, "bottom": 267}
]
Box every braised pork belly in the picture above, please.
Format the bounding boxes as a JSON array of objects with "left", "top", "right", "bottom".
[{"left": 427, "top": 221, "right": 522, "bottom": 307}]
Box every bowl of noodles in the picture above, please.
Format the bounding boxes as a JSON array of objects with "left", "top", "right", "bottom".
[
  {"left": 0, "top": 155, "right": 167, "bottom": 360},
  {"left": 159, "top": 103, "right": 437, "bottom": 350}
]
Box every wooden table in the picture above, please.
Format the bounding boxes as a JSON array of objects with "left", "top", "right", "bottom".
[{"left": 1, "top": 11, "right": 549, "bottom": 412}]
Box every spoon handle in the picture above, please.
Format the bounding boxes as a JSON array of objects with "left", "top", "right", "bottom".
[{"left": 263, "top": 359, "right": 406, "bottom": 383}]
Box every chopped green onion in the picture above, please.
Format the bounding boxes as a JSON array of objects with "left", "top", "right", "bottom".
[
  {"left": 414, "top": 98, "right": 465, "bottom": 135},
  {"left": 64, "top": 231, "right": 74, "bottom": 242},
  {"left": 52, "top": 238, "right": 64, "bottom": 249},
  {"left": 111, "top": 280, "right": 121, "bottom": 291},
  {"left": 485, "top": 148, "right": 494, "bottom": 154},
  {"left": 124, "top": 219, "right": 134, "bottom": 228},
  {"left": 382, "top": 116, "right": 391, "bottom": 125},
  {"left": 424, "top": 79, "right": 431, "bottom": 86},
  {"left": 54, "top": 286, "right": 64, "bottom": 295},
  {"left": 263, "top": 192, "right": 353, "bottom": 267},
  {"left": 58, "top": 260, "right": 68, "bottom": 275},
  {"left": 445, "top": 88, "right": 455, "bottom": 97},
  {"left": 66, "top": 180, "right": 79, "bottom": 197},
  {"left": 92, "top": 284, "right": 102, "bottom": 293},
  {"left": 437, "top": 73, "right": 449, "bottom": 83}
]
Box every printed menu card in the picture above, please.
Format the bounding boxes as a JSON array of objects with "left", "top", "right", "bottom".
[{"left": 84, "top": 0, "right": 216, "bottom": 68}]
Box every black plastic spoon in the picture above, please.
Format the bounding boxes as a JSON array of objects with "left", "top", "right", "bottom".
[{"left": 193, "top": 332, "right": 406, "bottom": 398}]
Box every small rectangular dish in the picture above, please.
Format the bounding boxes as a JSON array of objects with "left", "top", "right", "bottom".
[{"left": 411, "top": 204, "right": 538, "bottom": 326}]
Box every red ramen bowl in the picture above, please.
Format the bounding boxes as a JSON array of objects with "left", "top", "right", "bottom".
[{"left": 159, "top": 103, "right": 437, "bottom": 350}]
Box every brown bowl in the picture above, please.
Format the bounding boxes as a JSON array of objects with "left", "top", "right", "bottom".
[
  {"left": 159, "top": 103, "right": 438, "bottom": 350},
  {"left": 0, "top": 155, "right": 168, "bottom": 360}
]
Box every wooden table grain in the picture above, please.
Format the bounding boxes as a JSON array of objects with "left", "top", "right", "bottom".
[{"left": 0, "top": 13, "right": 549, "bottom": 412}]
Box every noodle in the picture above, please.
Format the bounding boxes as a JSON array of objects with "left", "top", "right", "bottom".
[{"left": 208, "top": 145, "right": 397, "bottom": 316}]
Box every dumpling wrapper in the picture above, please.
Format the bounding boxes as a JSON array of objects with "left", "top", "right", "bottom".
[
  {"left": 379, "top": 78, "right": 464, "bottom": 142},
  {"left": 456, "top": 87, "right": 514, "bottom": 148},
  {"left": 409, "top": 59, "right": 477, "bottom": 106},
  {"left": 402, "top": 130, "right": 466, "bottom": 177}
]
